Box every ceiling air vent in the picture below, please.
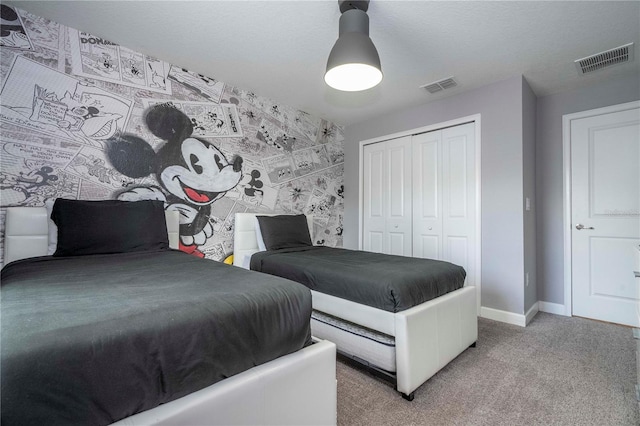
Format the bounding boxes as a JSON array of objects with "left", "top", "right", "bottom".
[
  {"left": 575, "top": 43, "right": 634, "bottom": 74},
  {"left": 420, "top": 77, "right": 457, "bottom": 94}
]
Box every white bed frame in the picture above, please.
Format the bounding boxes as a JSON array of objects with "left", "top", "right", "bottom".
[
  {"left": 3, "top": 207, "right": 337, "bottom": 426},
  {"left": 234, "top": 212, "right": 477, "bottom": 399},
  {"left": 3, "top": 207, "right": 182, "bottom": 264}
]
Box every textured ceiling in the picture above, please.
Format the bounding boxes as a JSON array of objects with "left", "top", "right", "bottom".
[{"left": 7, "top": 1, "right": 640, "bottom": 126}]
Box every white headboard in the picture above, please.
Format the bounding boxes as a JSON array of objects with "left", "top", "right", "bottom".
[
  {"left": 3, "top": 207, "right": 180, "bottom": 265},
  {"left": 233, "top": 213, "right": 313, "bottom": 269}
]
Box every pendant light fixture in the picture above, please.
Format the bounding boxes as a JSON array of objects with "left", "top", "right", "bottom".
[{"left": 325, "top": 0, "right": 383, "bottom": 91}]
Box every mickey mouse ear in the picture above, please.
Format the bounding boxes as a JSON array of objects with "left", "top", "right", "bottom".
[
  {"left": 145, "top": 104, "right": 193, "bottom": 141},
  {"left": 106, "top": 134, "right": 157, "bottom": 178}
]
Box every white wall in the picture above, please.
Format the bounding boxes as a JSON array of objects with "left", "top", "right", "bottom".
[
  {"left": 344, "top": 76, "right": 526, "bottom": 315},
  {"left": 535, "top": 73, "right": 640, "bottom": 305}
]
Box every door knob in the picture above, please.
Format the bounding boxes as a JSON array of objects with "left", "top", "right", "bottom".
[{"left": 575, "top": 224, "right": 594, "bottom": 230}]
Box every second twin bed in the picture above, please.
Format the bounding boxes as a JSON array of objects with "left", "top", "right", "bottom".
[{"left": 234, "top": 212, "right": 478, "bottom": 400}]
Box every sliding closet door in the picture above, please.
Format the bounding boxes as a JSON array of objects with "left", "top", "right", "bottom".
[{"left": 363, "top": 136, "right": 412, "bottom": 256}]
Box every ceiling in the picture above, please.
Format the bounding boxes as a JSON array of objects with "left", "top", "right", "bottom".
[{"left": 7, "top": 1, "right": 640, "bottom": 127}]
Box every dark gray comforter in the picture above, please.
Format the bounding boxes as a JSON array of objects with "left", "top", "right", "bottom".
[
  {"left": 251, "top": 246, "right": 466, "bottom": 313},
  {"left": 1, "top": 250, "right": 312, "bottom": 426}
]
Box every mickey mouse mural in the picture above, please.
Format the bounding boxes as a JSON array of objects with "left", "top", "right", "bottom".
[{"left": 107, "top": 103, "right": 243, "bottom": 258}]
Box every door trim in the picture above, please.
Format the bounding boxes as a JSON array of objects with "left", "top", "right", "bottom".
[
  {"left": 357, "top": 114, "right": 482, "bottom": 312},
  {"left": 561, "top": 100, "right": 640, "bottom": 317}
]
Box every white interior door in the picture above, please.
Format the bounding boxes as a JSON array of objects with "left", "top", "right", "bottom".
[
  {"left": 571, "top": 106, "right": 640, "bottom": 327},
  {"left": 363, "top": 136, "right": 412, "bottom": 256}
]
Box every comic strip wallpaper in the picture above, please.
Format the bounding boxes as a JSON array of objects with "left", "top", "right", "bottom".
[{"left": 0, "top": 6, "right": 344, "bottom": 264}]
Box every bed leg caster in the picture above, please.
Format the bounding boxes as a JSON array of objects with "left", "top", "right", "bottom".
[
  {"left": 401, "top": 392, "right": 415, "bottom": 402},
  {"left": 470, "top": 341, "right": 477, "bottom": 348}
]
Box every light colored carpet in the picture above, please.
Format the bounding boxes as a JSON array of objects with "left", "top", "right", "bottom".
[{"left": 336, "top": 313, "right": 639, "bottom": 426}]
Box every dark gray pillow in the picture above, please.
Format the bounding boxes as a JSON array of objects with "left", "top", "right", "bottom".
[
  {"left": 256, "top": 214, "right": 312, "bottom": 250},
  {"left": 52, "top": 199, "right": 169, "bottom": 256}
]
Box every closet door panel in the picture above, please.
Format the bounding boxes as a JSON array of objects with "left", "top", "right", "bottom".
[
  {"left": 415, "top": 235, "right": 440, "bottom": 259},
  {"left": 445, "top": 136, "right": 468, "bottom": 218},
  {"left": 368, "top": 150, "right": 384, "bottom": 217},
  {"left": 363, "top": 137, "right": 412, "bottom": 256},
  {"left": 412, "top": 131, "right": 442, "bottom": 259},
  {"left": 368, "top": 231, "right": 384, "bottom": 253},
  {"left": 441, "top": 123, "right": 476, "bottom": 285},
  {"left": 388, "top": 146, "right": 407, "bottom": 218},
  {"left": 384, "top": 137, "right": 412, "bottom": 256},
  {"left": 389, "top": 232, "right": 408, "bottom": 256},
  {"left": 447, "top": 236, "right": 469, "bottom": 276},
  {"left": 363, "top": 144, "right": 386, "bottom": 253}
]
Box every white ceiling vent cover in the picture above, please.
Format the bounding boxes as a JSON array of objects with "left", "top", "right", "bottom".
[
  {"left": 575, "top": 43, "right": 634, "bottom": 74},
  {"left": 420, "top": 77, "right": 457, "bottom": 94}
]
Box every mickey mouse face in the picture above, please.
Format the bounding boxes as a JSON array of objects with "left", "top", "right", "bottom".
[{"left": 160, "top": 138, "right": 242, "bottom": 205}]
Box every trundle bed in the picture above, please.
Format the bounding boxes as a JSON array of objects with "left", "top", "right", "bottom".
[
  {"left": 234, "top": 213, "right": 478, "bottom": 400},
  {"left": 1, "top": 202, "right": 337, "bottom": 426}
]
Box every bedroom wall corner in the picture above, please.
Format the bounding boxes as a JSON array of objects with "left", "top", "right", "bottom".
[
  {"left": 522, "top": 76, "right": 538, "bottom": 315},
  {"left": 535, "top": 72, "right": 640, "bottom": 307},
  {"left": 344, "top": 76, "right": 527, "bottom": 318}
]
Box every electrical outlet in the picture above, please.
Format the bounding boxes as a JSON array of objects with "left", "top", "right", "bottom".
[
  {"left": 525, "top": 197, "right": 531, "bottom": 211},
  {"left": 525, "top": 272, "right": 529, "bottom": 287}
]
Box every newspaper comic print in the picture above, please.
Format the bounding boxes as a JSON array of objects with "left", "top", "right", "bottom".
[
  {"left": 68, "top": 29, "right": 172, "bottom": 95},
  {"left": 292, "top": 146, "right": 331, "bottom": 177},
  {"left": 226, "top": 158, "right": 278, "bottom": 211},
  {"left": 0, "top": 56, "right": 133, "bottom": 148},
  {"left": 0, "top": 5, "right": 34, "bottom": 50},
  {"left": 306, "top": 188, "right": 336, "bottom": 226},
  {"left": 16, "top": 9, "right": 61, "bottom": 52},
  {"left": 140, "top": 99, "right": 243, "bottom": 138},
  {"left": 234, "top": 88, "right": 321, "bottom": 142},
  {"left": 169, "top": 67, "right": 225, "bottom": 104},
  {"left": 0, "top": 138, "right": 80, "bottom": 206}
]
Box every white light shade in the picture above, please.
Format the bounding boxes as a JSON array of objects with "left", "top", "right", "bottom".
[
  {"left": 324, "top": 63, "right": 383, "bottom": 91},
  {"left": 325, "top": 8, "right": 382, "bottom": 92}
]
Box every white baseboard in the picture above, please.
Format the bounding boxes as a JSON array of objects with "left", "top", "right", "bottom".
[
  {"left": 525, "top": 302, "right": 539, "bottom": 325},
  {"left": 480, "top": 301, "right": 568, "bottom": 327},
  {"left": 538, "top": 301, "right": 568, "bottom": 316},
  {"left": 480, "top": 306, "right": 526, "bottom": 327}
]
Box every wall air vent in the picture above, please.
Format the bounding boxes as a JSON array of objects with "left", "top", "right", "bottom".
[
  {"left": 575, "top": 43, "right": 634, "bottom": 74},
  {"left": 420, "top": 77, "right": 457, "bottom": 94}
]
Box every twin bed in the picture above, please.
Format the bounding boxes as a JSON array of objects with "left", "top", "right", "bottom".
[
  {"left": 234, "top": 213, "right": 478, "bottom": 401},
  {"left": 1, "top": 202, "right": 477, "bottom": 424},
  {"left": 1, "top": 202, "right": 336, "bottom": 425}
]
